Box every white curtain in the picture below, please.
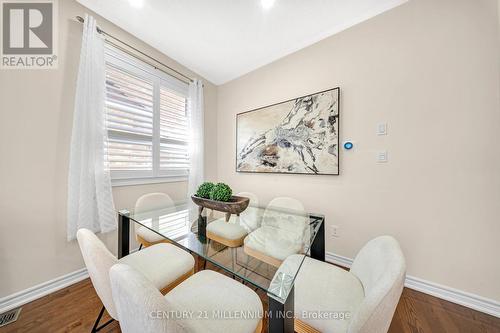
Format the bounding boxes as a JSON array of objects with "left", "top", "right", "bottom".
[
  {"left": 187, "top": 79, "right": 204, "bottom": 223},
  {"left": 67, "top": 14, "right": 116, "bottom": 241}
]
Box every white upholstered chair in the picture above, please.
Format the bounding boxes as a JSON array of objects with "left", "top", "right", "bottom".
[
  {"left": 206, "top": 192, "right": 260, "bottom": 248},
  {"left": 279, "top": 235, "right": 406, "bottom": 333},
  {"left": 205, "top": 192, "right": 260, "bottom": 271},
  {"left": 76, "top": 228, "right": 195, "bottom": 332},
  {"left": 110, "top": 263, "right": 263, "bottom": 333},
  {"left": 134, "top": 192, "right": 174, "bottom": 248},
  {"left": 244, "top": 197, "right": 308, "bottom": 267}
]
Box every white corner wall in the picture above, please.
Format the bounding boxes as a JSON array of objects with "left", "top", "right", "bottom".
[{"left": 216, "top": 0, "right": 500, "bottom": 303}]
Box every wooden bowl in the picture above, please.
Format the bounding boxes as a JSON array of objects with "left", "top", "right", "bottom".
[{"left": 191, "top": 195, "right": 250, "bottom": 215}]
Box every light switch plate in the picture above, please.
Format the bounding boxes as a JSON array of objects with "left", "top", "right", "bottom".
[
  {"left": 377, "top": 151, "right": 388, "bottom": 163},
  {"left": 377, "top": 122, "right": 388, "bottom": 135}
]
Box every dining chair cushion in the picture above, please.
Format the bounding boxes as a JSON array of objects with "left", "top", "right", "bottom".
[
  {"left": 164, "top": 270, "right": 263, "bottom": 333},
  {"left": 136, "top": 226, "right": 166, "bottom": 243},
  {"left": 77, "top": 229, "right": 194, "bottom": 321},
  {"left": 119, "top": 243, "right": 194, "bottom": 291},
  {"left": 285, "top": 255, "right": 365, "bottom": 333},
  {"left": 207, "top": 218, "right": 248, "bottom": 240},
  {"left": 244, "top": 226, "right": 304, "bottom": 261}
]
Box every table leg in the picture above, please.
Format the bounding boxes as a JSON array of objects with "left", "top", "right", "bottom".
[
  {"left": 311, "top": 219, "right": 325, "bottom": 262},
  {"left": 198, "top": 208, "right": 207, "bottom": 240},
  {"left": 268, "top": 287, "right": 294, "bottom": 333},
  {"left": 118, "top": 213, "right": 130, "bottom": 259}
]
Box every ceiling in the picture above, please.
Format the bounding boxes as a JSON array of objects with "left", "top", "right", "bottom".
[{"left": 77, "top": 0, "right": 407, "bottom": 85}]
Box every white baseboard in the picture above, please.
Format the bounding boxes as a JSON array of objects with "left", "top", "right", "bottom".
[
  {"left": 325, "top": 252, "right": 500, "bottom": 318},
  {"left": 0, "top": 268, "right": 89, "bottom": 314},
  {"left": 326, "top": 252, "right": 353, "bottom": 268}
]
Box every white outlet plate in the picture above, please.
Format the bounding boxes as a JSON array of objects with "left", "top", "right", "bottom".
[{"left": 331, "top": 225, "right": 340, "bottom": 237}]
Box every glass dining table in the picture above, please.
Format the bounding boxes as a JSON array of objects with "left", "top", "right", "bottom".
[{"left": 117, "top": 201, "right": 325, "bottom": 333}]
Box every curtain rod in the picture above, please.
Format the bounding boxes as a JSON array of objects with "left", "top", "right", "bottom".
[{"left": 75, "top": 15, "right": 194, "bottom": 85}]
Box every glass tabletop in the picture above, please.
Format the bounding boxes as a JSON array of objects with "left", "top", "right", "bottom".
[{"left": 119, "top": 201, "right": 324, "bottom": 304}]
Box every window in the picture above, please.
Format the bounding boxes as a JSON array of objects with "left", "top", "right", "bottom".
[{"left": 104, "top": 44, "right": 190, "bottom": 185}]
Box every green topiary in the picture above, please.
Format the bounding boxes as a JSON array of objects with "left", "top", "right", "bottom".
[
  {"left": 195, "top": 182, "right": 215, "bottom": 198},
  {"left": 209, "top": 183, "right": 232, "bottom": 202}
]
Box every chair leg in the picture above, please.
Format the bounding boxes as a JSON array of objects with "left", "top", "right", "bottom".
[
  {"left": 203, "top": 239, "right": 211, "bottom": 270},
  {"left": 231, "top": 247, "right": 236, "bottom": 279},
  {"left": 138, "top": 244, "right": 143, "bottom": 251},
  {"left": 91, "top": 306, "right": 114, "bottom": 333},
  {"left": 243, "top": 252, "right": 251, "bottom": 278}
]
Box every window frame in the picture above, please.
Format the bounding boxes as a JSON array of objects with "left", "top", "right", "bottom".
[{"left": 104, "top": 44, "right": 190, "bottom": 186}]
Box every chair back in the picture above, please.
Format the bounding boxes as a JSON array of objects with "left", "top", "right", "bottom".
[
  {"left": 263, "top": 197, "right": 308, "bottom": 244},
  {"left": 237, "top": 191, "right": 261, "bottom": 232},
  {"left": 134, "top": 193, "right": 175, "bottom": 235},
  {"left": 348, "top": 236, "right": 406, "bottom": 333},
  {"left": 135, "top": 192, "right": 174, "bottom": 213},
  {"left": 76, "top": 228, "right": 119, "bottom": 319},
  {"left": 110, "top": 263, "right": 169, "bottom": 333}
]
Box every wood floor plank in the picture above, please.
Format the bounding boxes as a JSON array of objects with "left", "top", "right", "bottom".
[
  {"left": 2, "top": 272, "right": 500, "bottom": 333},
  {"left": 1, "top": 279, "right": 120, "bottom": 333}
]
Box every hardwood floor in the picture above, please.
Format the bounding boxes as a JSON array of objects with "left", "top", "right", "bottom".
[
  {"left": 390, "top": 288, "right": 500, "bottom": 333},
  {"left": 2, "top": 269, "right": 499, "bottom": 333},
  {"left": 1, "top": 279, "right": 119, "bottom": 333}
]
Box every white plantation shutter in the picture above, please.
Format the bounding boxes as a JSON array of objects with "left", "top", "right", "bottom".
[
  {"left": 104, "top": 44, "right": 189, "bottom": 184},
  {"left": 159, "top": 85, "right": 189, "bottom": 173},
  {"left": 105, "top": 63, "right": 154, "bottom": 175}
]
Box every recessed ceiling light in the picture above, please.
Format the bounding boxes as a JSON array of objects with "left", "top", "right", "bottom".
[
  {"left": 261, "top": 0, "right": 275, "bottom": 10},
  {"left": 129, "top": 0, "right": 144, "bottom": 8}
]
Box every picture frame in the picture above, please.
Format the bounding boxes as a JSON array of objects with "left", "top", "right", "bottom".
[{"left": 236, "top": 87, "right": 340, "bottom": 175}]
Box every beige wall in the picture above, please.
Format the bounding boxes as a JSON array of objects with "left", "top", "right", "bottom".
[
  {"left": 0, "top": 0, "right": 217, "bottom": 297},
  {"left": 217, "top": 0, "right": 500, "bottom": 301},
  {"left": 1, "top": 0, "right": 499, "bottom": 304}
]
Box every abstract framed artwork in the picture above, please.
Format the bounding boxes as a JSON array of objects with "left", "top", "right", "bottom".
[{"left": 236, "top": 87, "right": 340, "bottom": 175}]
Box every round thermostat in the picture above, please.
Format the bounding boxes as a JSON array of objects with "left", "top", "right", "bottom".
[{"left": 343, "top": 141, "right": 354, "bottom": 150}]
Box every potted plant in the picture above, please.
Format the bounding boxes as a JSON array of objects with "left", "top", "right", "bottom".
[{"left": 192, "top": 182, "right": 250, "bottom": 222}]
